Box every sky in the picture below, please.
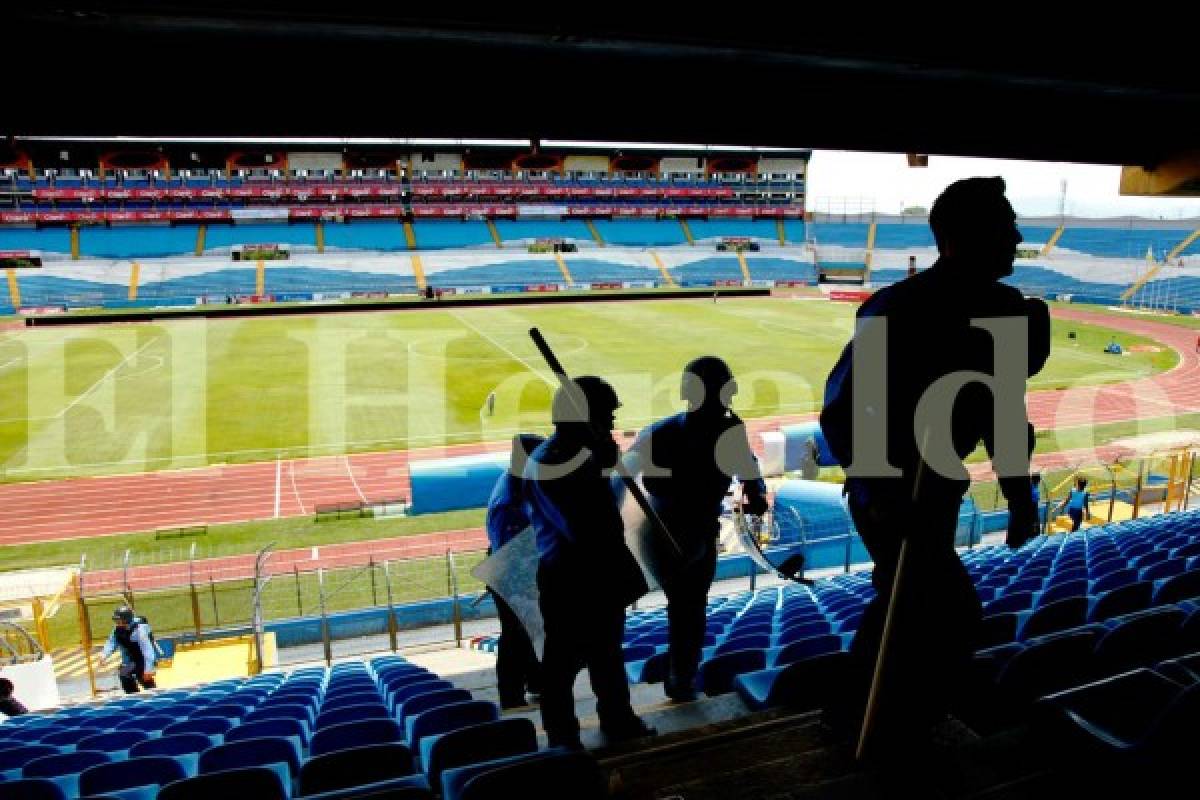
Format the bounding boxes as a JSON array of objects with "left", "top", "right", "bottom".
[{"left": 806, "top": 151, "right": 1200, "bottom": 220}]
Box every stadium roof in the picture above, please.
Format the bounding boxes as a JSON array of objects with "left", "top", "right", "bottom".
[{"left": 4, "top": 7, "right": 1197, "bottom": 171}]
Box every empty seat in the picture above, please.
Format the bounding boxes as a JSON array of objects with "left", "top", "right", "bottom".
[
  {"left": 423, "top": 718, "right": 537, "bottom": 793},
  {"left": 79, "top": 755, "right": 187, "bottom": 800},
  {"left": 454, "top": 749, "right": 607, "bottom": 800},
  {"left": 226, "top": 718, "right": 309, "bottom": 762},
  {"left": 316, "top": 700, "right": 389, "bottom": 728},
  {"left": 771, "top": 634, "right": 844, "bottom": 668},
  {"left": 158, "top": 765, "right": 288, "bottom": 800},
  {"left": 984, "top": 591, "right": 1035, "bottom": 615},
  {"left": 129, "top": 733, "right": 213, "bottom": 777},
  {"left": 1092, "top": 568, "right": 1139, "bottom": 594},
  {"left": 776, "top": 620, "right": 831, "bottom": 645},
  {"left": 714, "top": 634, "right": 770, "bottom": 656},
  {"left": 0, "top": 745, "right": 61, "bottom": 777},
  {"left": 1019, "top": 596, "right": 1089, "bottom": 640},
  {"left": 37, "top": 728, "right": 104, "bottom": 748},
  {"left": 75, "top": 730, "right": 150, "bottom": 758},
  {"left": 114, "top": 715, "right": 176, "bottom": 734},
  {"left": 699, "top": 649, "right": 767, "bottom": 696},
  {"left": 310, "top": 718, "right": 404, "bottom": 758},
  {"left": 199, "top": 736, "right": 301, "bottom": 791},
  {"left": 1037, "top": 580, "right": 1089, "bottom": 608},
  {"left": 1153, "top": 569, "right": 1200, "bottom": 605},
  {"left": 298, "top": 742, "right": 414, "bottom": 796},
  {"left": 1096, "top": 607, "right": 1188, "bottom": 676},
  {"left": 1155, "top": 652, "right": 1200, "bottom": 685},
  {"left": 976, "top": 612, "right": 1020, "bottom": 648},
  {"left": 735, "top": 652, "right": 849, "bottom": 712},
  {"left": 21, "top": 750, "right": 113, "bottom": 797},
  {"left": 992, "top": 630, "right": 1100, "bottom": 723},
  {"left": 0, "top": 778, "right": 67, "bottom": 800},
  {"left": 409, "top": 701, "right": 500, "bottom": 758},
  {"left": 1089, "top": 582, "right": 1154, "bottom": 623},
  {"left": 161, "top": 717, "right": 234, "bottom": 740},
  {"left": 396, "top": 689, "right": 472, "bottom": 728}
]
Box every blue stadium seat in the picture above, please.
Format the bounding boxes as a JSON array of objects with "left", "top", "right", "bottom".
[
  {"left": 771, "top": 634, "right": 844, "bottom": 668},
  {"left": 1092, "top": 568, "right": 1139, "bottom": 594},
  {"left": 129, "top": 733, "right": 213, "bottom": 777},
  {"left": 316, "top": 703, "right": 389, "bottom": 730},
  {"left": 298, "top": 742, "right": 415, "bottom": 796},
  {"left": 1156, "top": 652, "right": 1200, "bottom": 685},
  {"left": 0, "top": 778, "right": 67, "bottom": 800},
  {"left": 227, "top": 718, "right": 309, "bottom": 762},
  {"left": 1034, "top": 668, "right": 1186, "bottom": 768},
  {"left": 198, "top": 736, "right": 301, "bottom": 791},
  {"left": 422, "top": 718, "right": 538, "bottom": 793},
  {"left": 301, "top": 775, "right": 432, "bottom": 799},
  {"left": 396, "top": 689, "right": 472, "bottom": 730},
  {"left": 158, "top": 765, "right": 288, "bottom": 800},
  {"left": 114, "top": 715, "right": 176, "bottom": 734},
  {"left": 1153, "top": 569, "right": 1200, "bottom": 605},
  {"left": 976, "top": 612, "right": 1020, "bottom": 648},
  {"left": 1141, "top": 559, "right": 1187, "bottom": 582},
  {"left": 21, "top": 750, "right": 113, "bottom": 797},
  {"left": 0, "top": 745, "right": 61, "bottom": 778},
  {"left": 386, "top": 680, "right": 452, "bottom": 713},
  {"left": 1096, "top": 607, "right": 1188, "bottom": 676},
  {"left": 714, "top": 634, "right": 770, "bottom": 656},
  {"left": 993, "top": 629, "right": 1100, "bottom": 720},
  {"left": 734, "top": 652, "right": 849, "bottom": 712},
  {"left": 454, "top": 749, "right": 607, "bottom": 800},
  {"left": 246, "top": 703, "right": 317, "bottom": 728},
  {"left": 1019, "top": 597, "right": 1089, "bottom": 640},
  {"left": 310, "top": 718, "right": 404, "bottom": 758},
  {"left": 79, "top": 755, "right": 187, "bottom": 800},
  {"left": 699, "top": 649, "right": 767, "bottom": 696},
  {"left": 409, "top": 701, "right": 500, "bottom": 760},
  {"left": 1037, "top": 579, "right": 1089, "bottom": 607},
  {"left": 1089, "top": 582, "right": 1153, "bottom": 623},
  {"left": 625, "top": 652, "right": 669, "bottom": 685},
  {"left": 74, "top": 730, "right": 150, "bottom": 759},
  {"left": 160, "top": 717, "right": 234, "bottom": 741}
]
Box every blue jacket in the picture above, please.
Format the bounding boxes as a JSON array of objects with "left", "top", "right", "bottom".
[
  {"left": 486, "top": 472, "right": 531, "bottom": 552},
  {"left": 102, "top": 619, "right": 157, "bottom": 671}
]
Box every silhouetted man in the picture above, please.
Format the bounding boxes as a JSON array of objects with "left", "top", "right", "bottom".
[
  {"left": 628, "top": 356, "right": 767, "bottom": 702},
  {"left": 820, "top": 177, "right": 1049, "bottom": 756},
  {"left": 485, "top": 433, "right": 545, "bottom": 709},
  {"left": 524, "top": 376, "right": 654, "bottom": 749}
]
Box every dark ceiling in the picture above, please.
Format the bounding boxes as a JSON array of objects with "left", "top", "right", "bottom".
[{"left": 4, "top": 5, "right": 1196, "bottom": 168}]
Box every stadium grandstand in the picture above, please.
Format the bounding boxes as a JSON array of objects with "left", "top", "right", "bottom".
[{"left": 4, "top": 7, "right": 1200, "bottom": 800}]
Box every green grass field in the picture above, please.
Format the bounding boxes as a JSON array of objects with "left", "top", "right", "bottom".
[{"left": 0, "top": 297, "right": 1176, "bottom": 482}]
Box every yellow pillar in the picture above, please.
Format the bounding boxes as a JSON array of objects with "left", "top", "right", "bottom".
[
  {"left": 1167, "top": 229, "right": 1200, "bottom": 262},
  {"left": 6, "top": 268, "right": 20, "bottom": 308},
  {"left": 31, "top": 597, "right": 50, "bottom": 651},
  {"left": 410, "top": 254, "right": 428, "bottom": 291},
  {"left": 256, "top": 259, "right": 265, "bottom": 297},
  {"left": 554, "top": 252, "right": 574, "bottom": 285},
  {"left": 195, "top": 224, "right": 207, "bottom": 256},
  {"left": 128, "top": 261, "right": 140, "bottom": 301},
  {"left": 585, "top": 219, "right": 605, "bottom": 246},
  {"left": 70, "top": 226, "right": 80, "bottom": 260},
  {"left": 864, "top": 221, "right": 877, "bottom": 269},
  {"left": 776, "top": 219, "right": 786, "bottom": 245},
  {"left": 487, "top": 219, "right": 503, "bottom": 248},
  {"left": 679, "top": 218, "right": 695, "bottom": 245},
  {"left": 316, "top": 221, "right": 325, "bottom": 254},
  {"left": 1041, "top": 225, "right": 1065, "bottom": 257},
  {"left": 651, "top": 251, "right": 676, "bottom": 287},
  {"left": 403, "top": 221, "right": 418, "bottom": 250},
  {"left": 735, "top": 250, "right": 752, "bottom": 283}
]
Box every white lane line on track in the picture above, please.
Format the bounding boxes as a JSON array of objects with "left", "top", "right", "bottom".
[
  {"left": 274, "top": 458, "right": 282, "bottom": 519},
  {"left": 343, "top": 455, "right": 367, "bottom": 504}
]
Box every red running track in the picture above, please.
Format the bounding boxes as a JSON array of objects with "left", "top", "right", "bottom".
[{"left": 8, "top": 306, "right": 1200, "bottom": 590}]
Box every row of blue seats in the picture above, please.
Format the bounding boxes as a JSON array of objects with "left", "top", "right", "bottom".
[{"left": 0, "top": 656, "right": 603, "bottom": 799}]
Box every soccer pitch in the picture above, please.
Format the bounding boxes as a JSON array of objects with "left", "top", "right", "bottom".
[{"left": 0, "top": 297, "right": 1175, "bottom": 482}]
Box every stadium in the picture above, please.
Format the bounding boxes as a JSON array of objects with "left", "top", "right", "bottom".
[{"left": 2, "top": 9, "right": 1200, "bottom": 800}]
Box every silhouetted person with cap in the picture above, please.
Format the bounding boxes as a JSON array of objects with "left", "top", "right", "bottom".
[
  {"left": 485, "top": 433, "right": 545, "bottom": 709},
  {"left": 821, "top": 177, "right": 1050, "bottom": 759},
  {"left": 524, "top": 376, "right": 655, "bottom": 749},
  {"left": 628, "top": 356, "right": 767, "bottom": 702}
]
